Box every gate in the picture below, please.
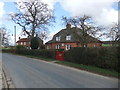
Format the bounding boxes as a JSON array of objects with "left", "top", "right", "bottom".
[{"left": 56, "top": 50, "right": 64, "bottom": 61}]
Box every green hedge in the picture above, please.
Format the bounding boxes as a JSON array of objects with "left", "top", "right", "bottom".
[
  {"left": 65, "top": 47, "right": 119, "bottom": 72},
  {"left": 2, "top": 49, "right": 56, "bottom": 59},
  {"left": 2, "top": 49, "right": 16, "bottom": 53}
]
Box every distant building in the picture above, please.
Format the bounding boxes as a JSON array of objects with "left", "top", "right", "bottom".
[
  {"left": 16, "top": 37, "right": 43, "bottom": 49},
  {"left": 45, "top": 24, "right": 102, "bottom": 50}
]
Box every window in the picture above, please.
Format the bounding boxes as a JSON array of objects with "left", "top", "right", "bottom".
[
  {"left": 21, "top": 42, "right": 23, "bottom": 45},
  {"left": 56, "top": 36, "right": 61, "bottom": 41},
  {"left": 56, "top": 45, "right": 60, "bottom": 49},
  {"left": 47, "top": 46, "right": 49, "bottom": 49},
  {"left": 66, "top": 45, "right": 71, "bottom": 50},
  {"left": 61, "top": 43, "right": 64, "bottom": 46},
  {"left": 94, "top": 45, "right": 96, "bottom": 47},
  {"left": 66, "top": 35, "right": 71, "bottom": 40},
  {"left": 24, "top": 42, "right": 26, "bottom": 45},
  {"left": 84, "top": 45, "right": 87, "bottom": 47},
  {"left": 29, "top": 42, "right": 31, "bottom": 45}
]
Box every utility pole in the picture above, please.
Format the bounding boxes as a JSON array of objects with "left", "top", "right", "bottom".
[{"left": 14, "top": 26, "right": 16, "bottom": 46}]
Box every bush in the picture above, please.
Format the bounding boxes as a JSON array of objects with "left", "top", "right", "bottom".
[
  {"left": 30, "top": 37, "right": 39, "bottom": 49},
  {"left": 65, "top": 47, "right": 118, "bottom": 71},
  {"left": 15, "top": 49, "right": 56, "bottom": 59},
  {"left": 2, "top": 49, "right": 16, "bottom": 53},
  {"left": 15, "top": 45, "right": 26, "bottom": 50},
  {"left": 40, "top": 45, "right": 45, "bottom": 49}
]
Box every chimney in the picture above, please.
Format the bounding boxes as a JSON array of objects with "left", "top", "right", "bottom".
[
  {"left": 66, "top": 23, "right": 71, "bottom": 29},
  {"left": 19, "top": 37, "right": 21, "bottom": 40}
]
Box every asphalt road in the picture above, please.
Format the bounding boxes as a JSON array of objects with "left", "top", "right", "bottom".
[{"left": 2, "top": 53, "right": 118, "bottom": 88}]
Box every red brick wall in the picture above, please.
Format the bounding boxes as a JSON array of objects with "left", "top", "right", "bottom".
[
  {"left": 87, "top": 43, "right": 102, "bottom": 47},
  {"left": 17, "top": 41, "right": 30, "bottom": 47},
  {"left": 46, "top": 42, "right": 102, "bottom": 50},
  {"left": 46, "top": 42, "right": 79, "bottom": 50}
]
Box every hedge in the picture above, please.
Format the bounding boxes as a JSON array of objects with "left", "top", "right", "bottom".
[
  {"left": 2, "top": 47, "right": 119, "bottom": 72},
  {"left": 65, "top": 47, "right": 119, "bottom": 72},
  {"left": 2, "top": 49, "right": 56, "bottom": 59}
]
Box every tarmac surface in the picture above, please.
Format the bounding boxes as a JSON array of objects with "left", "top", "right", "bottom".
[{"left": 2, "top": 53, "right": 119, "bottom": 88}]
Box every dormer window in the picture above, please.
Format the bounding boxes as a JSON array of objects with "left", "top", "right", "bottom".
[
  {"left": 66, "top": 35, "right": 71, "bottom": 40},
  {"left": 56, "top": 36, "right": 61, "bottom": 41}
]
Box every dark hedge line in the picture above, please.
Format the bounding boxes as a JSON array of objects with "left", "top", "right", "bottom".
[
  {"left": 65, "top": 47, "right": 119, "bottom": 72},
  {"left": 2, "top": 49, "right": 56, "bottom": 59}
]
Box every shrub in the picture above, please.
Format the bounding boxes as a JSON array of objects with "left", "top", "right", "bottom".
[
  {"left": 15, "top": 45, "right": 26, "bottom": 50},
  {"left": 2, "top": 49, "right": 16, "bottom": 53},
  {"left": 14, "top": 49, "right": 56, "bottom": 59},
  {"left": 30, "top": 37, "right": 39, "bottom": 49},
  {"left": 65, "top": 47, "right": 118, "bottom": 71},
  {"left": 40, "top": 45, "right": 45, "bottom": 49}
]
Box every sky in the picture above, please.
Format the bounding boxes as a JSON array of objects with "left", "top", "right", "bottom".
[{"left": 0, "top": 0, "right": 119, "bottom": 45}]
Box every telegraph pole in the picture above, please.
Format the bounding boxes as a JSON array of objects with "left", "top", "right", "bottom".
[{"left": 14, "top": 26, "right": 16, "bottom": 46}]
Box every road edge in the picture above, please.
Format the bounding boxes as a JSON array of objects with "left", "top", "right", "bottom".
[{"left": 2, "top": 64, "right": 15, "bottom": 89}]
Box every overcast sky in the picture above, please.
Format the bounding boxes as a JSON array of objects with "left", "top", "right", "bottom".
[{"left": 0, "top": 0, "right": 119, "bottom": 45}]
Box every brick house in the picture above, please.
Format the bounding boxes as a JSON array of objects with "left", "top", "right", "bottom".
[
  {"left": 16, "top": 37, "right": 43, "bottom": 49},
  {"left": 45, "top": 24, "right": 102, "bottom": 50}
]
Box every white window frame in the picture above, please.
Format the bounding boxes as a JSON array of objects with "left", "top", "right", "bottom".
[
  {"left": 21, "top": 42, "right": 23, "bottom": 45},
  {"left": 66, "top": 45, "right": 71, "bottom": 50},
  {"left": 56, "top": 45, "right": 60, "bottom": 49},
  {"left": 94, "top": 45, "right": 96, "bottom": 47},
  {"left": 56, "top": 36, "right": 61, "bottom": 41},
  {"left": 24, "top": 42, "right": 26, "bottom": 45},
  {"left": 84, "top": 45, "right": 87, "bottom": 47},
  {"left": 61, "top": 43, "right": 64, "bottom": 46},
  {"left": 66, "top": 35, "right": 71, "bottom": 40},
  {"left": 47, "top": 46, "right": 49, "bottom": 49}
]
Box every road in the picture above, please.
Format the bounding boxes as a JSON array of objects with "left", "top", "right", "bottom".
[{"left": 2, "top": 53, "right": 118, "bottom": 88}]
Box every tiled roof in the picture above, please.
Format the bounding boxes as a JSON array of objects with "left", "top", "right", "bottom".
[
  {"left": 16, "top": 37, "right": 43, "bottom": 43},
  {"left": 46, "top": 27, "right": 101, "bottom": 44},
  {"left": 16, "top": 38, "right": 30, "bottom": 43},
  {"left": 102, "top": 41, "right": 118, "bottom": 44}
]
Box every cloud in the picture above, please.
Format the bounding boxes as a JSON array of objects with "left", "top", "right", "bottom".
[{"left": 59, "top": 0, "right": 118, "bottom": 26}]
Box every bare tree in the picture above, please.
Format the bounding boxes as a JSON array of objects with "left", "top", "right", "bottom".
[
  {"left": 38, "top": 30, "right": 49, "bottom": 40},
  {"left": 106, "top": 23, "right": 120, "bottom": 46},
  {"left": 62, "top": 15, "right": 104, "bottom": 47},
  {"left": 107, "top": 23, "right": 119, "bottom": 41},
  {"left": 9, "top": 0, "right": 55, "bottom": 38},
  {"left": 0, "top": 27, "right": 10, "bottom": 47}
]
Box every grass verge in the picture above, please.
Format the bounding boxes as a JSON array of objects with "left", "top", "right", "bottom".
[{"left": 55, "top": 61, "right": 119, "bottom": 78}]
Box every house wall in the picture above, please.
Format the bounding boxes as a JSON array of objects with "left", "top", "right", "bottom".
[
  {"left": 46, "top": 42, "right": 78, "bottom": 50},
  {"left": 87, "top": 43, "right": 102, "bottom": 47},
  {"left": 17, "top": 41, "right": 30, "bottom": 47},
  {"left": 46, "top": 42, "right": 102, "bottom": 50}
]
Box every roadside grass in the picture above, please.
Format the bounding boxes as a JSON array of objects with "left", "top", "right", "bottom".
[{"left": 55, "top": 61, "right": 119, "bottom": 78}]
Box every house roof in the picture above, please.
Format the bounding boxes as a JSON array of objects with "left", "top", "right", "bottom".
[
  {"left": 46, "top": 27, "right": 101, "bottom": 44},
  {"left": 16, "top": 37, "right": 43, "bottom": 43},
  {"left": 16, "top": 38, "right": 30, "bottom": 43},
  {"left": 102, "top": 41, "right": 119, "bottom": 44}
]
